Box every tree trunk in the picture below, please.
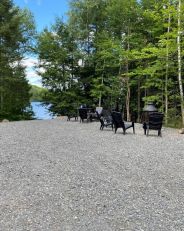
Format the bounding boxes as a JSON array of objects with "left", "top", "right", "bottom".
[
  {"left": 177, "top": 0, "right": 184, "bottom": 126},
  {"left": 126, "top": 26, "right": 130, "bottom": 121},
  {"left": 165, "top": 12, "right": 171, "bottom": 126},
  {"left": 137, "top": 77, "right": 141, "bottom": 122},
  {"left": 0, "top": 37, "right": 3, "bottom": 112},
  {"left": 98, "top": 77, "right": 103, "bottom": 107},
  {"left": 126, "top": 77, "right": 130, "bottom": 121},
  {"left": 98, "top": 60, "right": 105, "bottom": 107},
  {"left": 0, "top": 91, "right": 3, "bottom": 111}
]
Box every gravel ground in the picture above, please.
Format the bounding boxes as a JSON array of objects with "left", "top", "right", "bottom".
[{"left": 0, "top": 118, "right": 184, "bottom": 231}]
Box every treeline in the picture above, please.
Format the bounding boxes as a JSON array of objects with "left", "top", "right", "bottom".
[
  {"left": 0, "top": 0, "right": 35, "bottom": 120},
  {"left": 36, "top": 0, "right": 184, "bottom": 127},
  {"left": 1, "top": 0, "right": 184, "bottom": 127},
  {"left": 30, "top": 85, "right": 48, "bottom": 102}
]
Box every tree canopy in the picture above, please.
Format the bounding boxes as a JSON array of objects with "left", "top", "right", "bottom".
[
  {"left": 35, "top": 0, "right": 184, "bottom": 127},
  {"left": 1, "top": 0, "right": 184, "bottom": 127},
  {"left": 0, "top": 0, "right": 36, "bottom": 120}
]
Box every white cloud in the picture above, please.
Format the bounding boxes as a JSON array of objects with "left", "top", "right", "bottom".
[
  {"left": 22, "top": 57, "right": 38, "bottom": 68},
  {"left": 22, "top": 57, "right": 43, "bottom": 87},
  {"left": 38, "top": 67, "right": 45, "bottom": 74},
  {"left": 23, "top": 0, "right": 42, "bottom": 6},
  {"left": 26, "top": 69, "right": 42, "bottom": 87}
]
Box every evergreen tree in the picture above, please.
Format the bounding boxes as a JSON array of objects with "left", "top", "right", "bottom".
[
  {"left": 35, "top": 0, "right": 184, "bottom": 127},
  {"left": 36, "top": 20, "right": 81, "bottom": 115},
  {"left": 0, "top": 0, "right": 35, "bottom": 120}
]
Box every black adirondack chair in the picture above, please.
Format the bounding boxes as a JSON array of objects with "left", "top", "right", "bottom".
[
  {"left": 78, "top": 108, "right": 88, "bottom": 122},
  {"left": 111, "top": 111, "right": 135, "bottom": 135},
  {"left": 144, "top": 112, "right": 164, "bottom": 136},
  {"left": 67, "top": 114, "right": 78, "bottom": 121},
  {"left": 66, "top": 109, "right": 78, "bottom": 121},
  {"left": 97, "top": 111, "right": 113, "bottom": 130},
  {"left": 78, "top": 108, "right": 97, "bottom": 122}
]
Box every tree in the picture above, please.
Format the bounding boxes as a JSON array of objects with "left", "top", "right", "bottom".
[
  {"left": 91, "top": 33, "right": 124, "bottom": 109},
  {"left": 177, "top": 0, "right": 184, "bottom": 126},
  {"left": 29, "top": 85, "right": 48, "bottom": 102},
  {"left": 67, "top": 1, "right": 101, "bottom": 106},
  {"left": 106, "top": 0, "right": 143, "bottom": 119},
  {"left": 36, "top": 20, "right": 81, "bottom": 115},
  {"left": 34, "top": 0, "right": 184, "bottom": 127},
  {"left": 0, "top": 0, "right": 36, "bottom": 120},
  {"left": 139, "top": 0, "right": 184, "bottom": 127}
]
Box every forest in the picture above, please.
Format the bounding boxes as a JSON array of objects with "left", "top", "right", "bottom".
[
  {"left": 29, "top": 85, "right": 48, "bottom": 102},
  {"left": 0, "top": 0, "right": 35, "bottom": 120},
  {"left": 1, "top": 0, "right": 184, "bottom": 128}
]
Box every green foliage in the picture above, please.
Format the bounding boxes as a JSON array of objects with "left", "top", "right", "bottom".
[
  {"left": 36, "top": 20, "right": 82, "bottom": 115},
  {"left": 29, "top": 85, "right": 48, "bottom": 102},
  {"left": 0, "top": 0, "right": 36, "bottom": 121},
  {"left": 33, "top": 0, "right": 184, "bottom": 127},
  {"left": 167, "top": 108, "right": 182, "bottom": 128}
]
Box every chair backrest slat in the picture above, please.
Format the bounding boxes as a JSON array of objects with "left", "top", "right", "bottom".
[
  {"left": 111, "top": 111, "right": 134, "bottom": 134},
  {"left": 111, "top": 111, "right": 123, "bottom": 126},
  {"left": 78, "top": 108, "right": 88, "bottom": 120},
  {"left": 148, "top": 112, "right": 163, "bottom": 129}
]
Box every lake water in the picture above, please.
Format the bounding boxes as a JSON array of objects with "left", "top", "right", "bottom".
[{"left": 31, "top": 102, "right": 54, "bottom": 120}]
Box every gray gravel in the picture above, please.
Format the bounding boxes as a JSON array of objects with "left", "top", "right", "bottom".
[{"left": 0, "top": 118, "right": 184, "bottom": 231}]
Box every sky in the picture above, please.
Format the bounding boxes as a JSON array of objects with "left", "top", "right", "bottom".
[
  {"left": 13, "top": 0, "right": 70, "bottom": 87},
  {"left": 14, "top": 0, "right": 69, "bottom": 32}
]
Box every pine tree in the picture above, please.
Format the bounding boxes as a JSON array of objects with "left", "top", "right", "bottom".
[{"left": 0, "top": 0, "right": 35, "bottom": 120}]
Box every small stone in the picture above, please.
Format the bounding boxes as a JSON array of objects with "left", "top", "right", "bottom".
[
  {"left": 2, "top": 119, "right": 9, "bottom": 122},
  {"left": 179, "top": 128, "right": 184, "bottom": 134}
]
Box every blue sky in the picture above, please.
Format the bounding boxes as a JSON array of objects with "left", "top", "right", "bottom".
[
  {"left": 13, "top": 0, "right": 69, "bottom": 86},
  {"left": 14, "top": 0, "right": 69, "bottom": 31}
]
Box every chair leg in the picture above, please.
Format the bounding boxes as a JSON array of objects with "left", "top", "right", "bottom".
[
  {"left": 122, "top": 125, "right": 126, "bottom": 135},
  {"left": 143, "top": 123, "right": 147, "bottom": 135},
  {"left": 158, "top": 130, "right": 162, "bottom": 136},
  {"left": 147, "top": 128, "right": 149, "bottom": 136},
  {"left": 132, "top": 123, "right": 135, "bottom": 134},
  {"left": 115, "top": 126, "right": 117, "bottom": 133}
]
